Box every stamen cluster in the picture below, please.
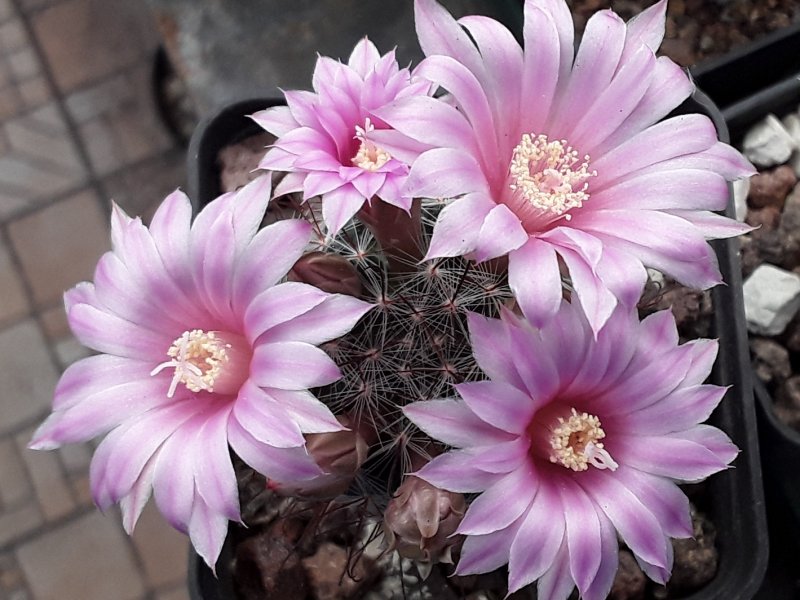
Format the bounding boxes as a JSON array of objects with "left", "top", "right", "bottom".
[
  {"left": 508, "top": 133, "right": 596, "bottom": 216},
  {"left": 548, "top": 408, "right": 618, "bottom": 472}
]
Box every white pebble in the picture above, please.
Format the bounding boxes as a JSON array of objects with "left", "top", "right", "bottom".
[
  {"left": 732, "top": 177, "right": 750, "bottom": 221},
  {"left": 743, "top": 114, "right": 796, "bottom": 168},
  {"left": 743, "top": 264, "right": 800, "bottom": 335}
]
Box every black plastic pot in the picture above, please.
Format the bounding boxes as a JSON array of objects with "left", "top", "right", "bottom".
[
  {"left": 185, "top": 88, "right": 769, "bottom": 599},
  {"left": 691, "top": 23, "right": 800, "bottom": 145}
]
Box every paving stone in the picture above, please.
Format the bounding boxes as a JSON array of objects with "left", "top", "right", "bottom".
[
  {"left": 0, "top": 552, "right": 25, "bottom": 592},
  {"left": 0, "top": 504, "right": 41, "bottom": 548},
  {"left": 8, "top": 189, "right": 108, "bottom": 307},
  {"left": 0, "top": 88, "right": 20, "bottom": 120},
  {"left": 58, "top": 442, "right": 92, "bottom": 474},
  {"left": 17, "top": 429, "right": 76, "bottom": 521},
  {"left": 103, "top": 148, "right": 186, "bottom": 222},
  {"left": 131, "top": 501, "right": 189, "bottom": 589},
  {"left": 0, "top": 19, "right": 27, "bottom": 52},
  {"left": 0, "top": 237, "right": 28, "bottom": 326},
  {"left": 0, "top": 320, "right": 58, "bottom": 436},
  {"left": 38, "top": 304, "right": 70, "bottom": 340},
  {"left": 32, "top": 0, "right": 159, "bottom": 93},
  {"left": 16, "top": 511, "right": 146, "bottom": 600},
  {"left": 0, "top": 195, "right": 28, "bottom": 221},
  {"left": 74, "top": 63, "right": 173, "bottom": 176},
  {"left": 69, "top": 473, "right": 93, "bottom": 507},
  {"left": 155, "top": 586, "right": 190, "bottom": 600},
  {"left": 0, "top": 0, "right": 13, "bottom": 22},
  {"left": 54, "top": 335, "right": 91, "bottom": 368},
  {"left": 0, "top": 438, "right": 33, "bottom": 509},
  {"left": 18, "top": 76, "right": 49, "bottom": 107},
  {"left": 7, "top": 48, "right": 38, "bottom": 80},
  {"left": 0, "top": 103, "right": 86, "bottom": 205}
]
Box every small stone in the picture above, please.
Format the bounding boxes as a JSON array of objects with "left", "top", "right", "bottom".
[
  {"left": 733, "top": 177, "right": 750, "bottom": 221},
  {"left": 782, "top": 112, "right": 800, "bottom": 145},
  {"left": 738, "top": 236, "right": 763, "bottom": 278},
  {"left": 668, "top": 510, "right": 718, "bottom": 593},
  {"left": 776, "top": 184, "right": 800, "bottom": 268},
  {"left": 745, "top": 205, "right": 781, "bottom": 229},
  {"left": 301, "top": 542, "right": 380, "bottom": 600},
  {"left": 747, "top": 165, "right": 797, "bottom": 209},
  {"left": 610, "top": 550, "right": 646, "bottom": 600},
  {"left": 750, "top": 337, "right": 791, "bottom": 384},
  {"left": 743, "top": 264, "right": 800, "bottom": 335},
  {"left": 743, "top": 114, "right": 796, "bottom": 168},
  {"left": 773, "top": 376, "right": 800, "bottom": 430}
]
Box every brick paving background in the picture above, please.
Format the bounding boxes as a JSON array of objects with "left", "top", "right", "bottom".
[{"left": 0, "top": 0, "right": 190, "bottom": 598}]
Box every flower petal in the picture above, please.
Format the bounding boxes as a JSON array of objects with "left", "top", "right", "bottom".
[
  {"left": 457, "top": 463, "right": 537, "bottom": 536},
  {"left": 424, "top": 193, "right": 495, "bottom": 260},
  {"left": 403, "top": 399, "right": 515, "bottom": 448},
  {"left": 455, "top": 380, "right": 535, "bottom": 435},
  {"left": 250, "top": 341, "right": 341, "bottom": 390},
  {"left": 508, "top": 239, "right": 563, "bottom": 329}
]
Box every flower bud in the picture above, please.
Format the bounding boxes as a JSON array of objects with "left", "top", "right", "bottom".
[
  {"left": 288, "top": 252, "right": 362, "bottom": 297},
  {"left": 383, "top": 476, "right": 466, "bottom": 563},
  {"left": 268, "top": 415, "right": 370, "bottom": 498}
]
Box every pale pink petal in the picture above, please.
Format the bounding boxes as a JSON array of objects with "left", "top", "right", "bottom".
[
  {"left": 251, "top": 106, "right": 297, "bottom": 136},
  {"left": 507, "top": 481, "right": 566, "bottom": 593},
  {"left": 405, "top": 147, "right": 489, "bottom": 199},
  {"left": 193, "top": 405, "right": 239, "bottom": 522},
  {"left": 472, "top": 204, "right": 528, "bottom": 263},
  {"left": 264, "top": 388, "right": 343, "bottom": 434},
  {"left": 424, "top": 193, "right": 495, "bottom": 259},
  {"left": 591, "top": 169, "right": 729, "bottom": 211},
  {"left": 457, "top": 464, "right": 537, "bottom": 536},
  {"left": 232, "top": 381, "right": 305, "bottom": 448},
  {"left": 119, "top": 457, "right": 155, "bottom": 534},
  {"left": 560, "top": 478, "right": 602, "bottom": 596},
  {"left": 618, "top": 385, "right": 728, "bottom": 435},
  {"left": 414, "top": 0, "right": 485, "bottom": 77},
  {"left": 455, "top": 380, "right": 535, "bottom": 435},
  {"left": 579, "top": 469, "right": 669, "bottom": 569},
  {"left": 188, "top": 493, "right": 230, "bottom": 570},
  {"left": 233, "top": 219, "right": 312, "bottom": 312},
  {"left": 347, "top": 37, "right": 381, "bottom": 77},
  {"left": 414, "top": 55, "right": 500, "bottom": 177},
  {"left": 592, "top": 114, "right": 717, "bottom": 187},
  {"left": 549, "top": 10, "right": 626, "bottom": 137},
  {"left": 508, "top": 239, "right": 563, "bottom": 329},
  {"left": 250, "top": 341, "right": 341, "bottom": 390},
  {"left": 244, "top": 282, "right": 329, "bottom": 342},
  {"left": 520, "top": 3, "right": 560, "bottom": 134},
  {"left": 457, "top": 15, "right": 523, "bottom": 158},
  {"left": 668, "top": 209, "right": 753, "bottom": 239},
  {"left": 466, "top": 312, "right": 526, "bottom": 390},
  {"left": 621, "top": 0, "right": 667, "bottom": 59},
  {"left": 614, "top": 467, "right": 692, "bottom": 538},
  {"left": 596, "top": 56, "right": 693, "bottom": 154},
  {"left": 583, "top": 509, "right": 620, "bottom": 600},
  {"left": 413, "top": 450, "right": 504, "bottom": 493},
  {"left": 403, "top": 399, "right": 515, "bottom": 448},
  {"left": 610, "top": 434, "right": 731, "bottom": 481},
  {"left": 227, "top": 417, "right": 323, "bottom": 482},
  {"left": 321, "top": 185, "right": 366, "bottom": 236},
  {"left": 536, "top": 537, "right": 575, "bottom": 600},
  {"left": 455, "top": 516, "right": 522, "bottom": 575},
  {"left": 259, "top": 293, "right": 373, "bottom": 346}
]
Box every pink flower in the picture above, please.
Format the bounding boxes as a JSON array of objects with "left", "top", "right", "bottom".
[
  {"left": 403, "top": 301, "right": 737, "bottom": 599},
  {"left": 29, "top": 178, "right": 372, "bottom": 568},
  {"left": 255, "top": 37, "right": 431, "bottom": 236},
  {"left": 375, "top": 0, "right": 753, "bottom": 333}
]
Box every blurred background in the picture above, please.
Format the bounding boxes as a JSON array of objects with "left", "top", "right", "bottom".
[{"left": 0, "top": 0, "right": 798, "bottom": 598}]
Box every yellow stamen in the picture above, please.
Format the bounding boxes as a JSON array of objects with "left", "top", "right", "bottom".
[
  {"left": 509, "top": 134, "right": 596, "bottom": 218},
  {"left": 150, "top": 329, "right": 231, "bottom": 398},
  {"left": 549, "top": 408, "right": 618, "bottom": 472},
  {"left": 352, "top": 117, "right": 391, "bottom": 171}
]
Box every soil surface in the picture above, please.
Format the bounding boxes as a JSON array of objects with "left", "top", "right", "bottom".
[{"left": 569, "top": 0, "right": 800, "bottom": 67}]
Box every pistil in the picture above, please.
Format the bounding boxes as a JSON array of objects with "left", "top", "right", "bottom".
[{"left": 548, "top": 408, "right": 618, "bottom": 472}]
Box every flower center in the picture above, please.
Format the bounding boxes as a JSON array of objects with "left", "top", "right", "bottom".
[
  {"left": 508, "top": 134, "right": 596, "bottom": 219},
  {"left": 548, "top": 408, "right": 618, "bottom": 472},
  {"left": 150, "top": 329, "right": 251, "bottom": 398},
  {"left": 352, "top": 118, "right": 391, "bottom": 171}
]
